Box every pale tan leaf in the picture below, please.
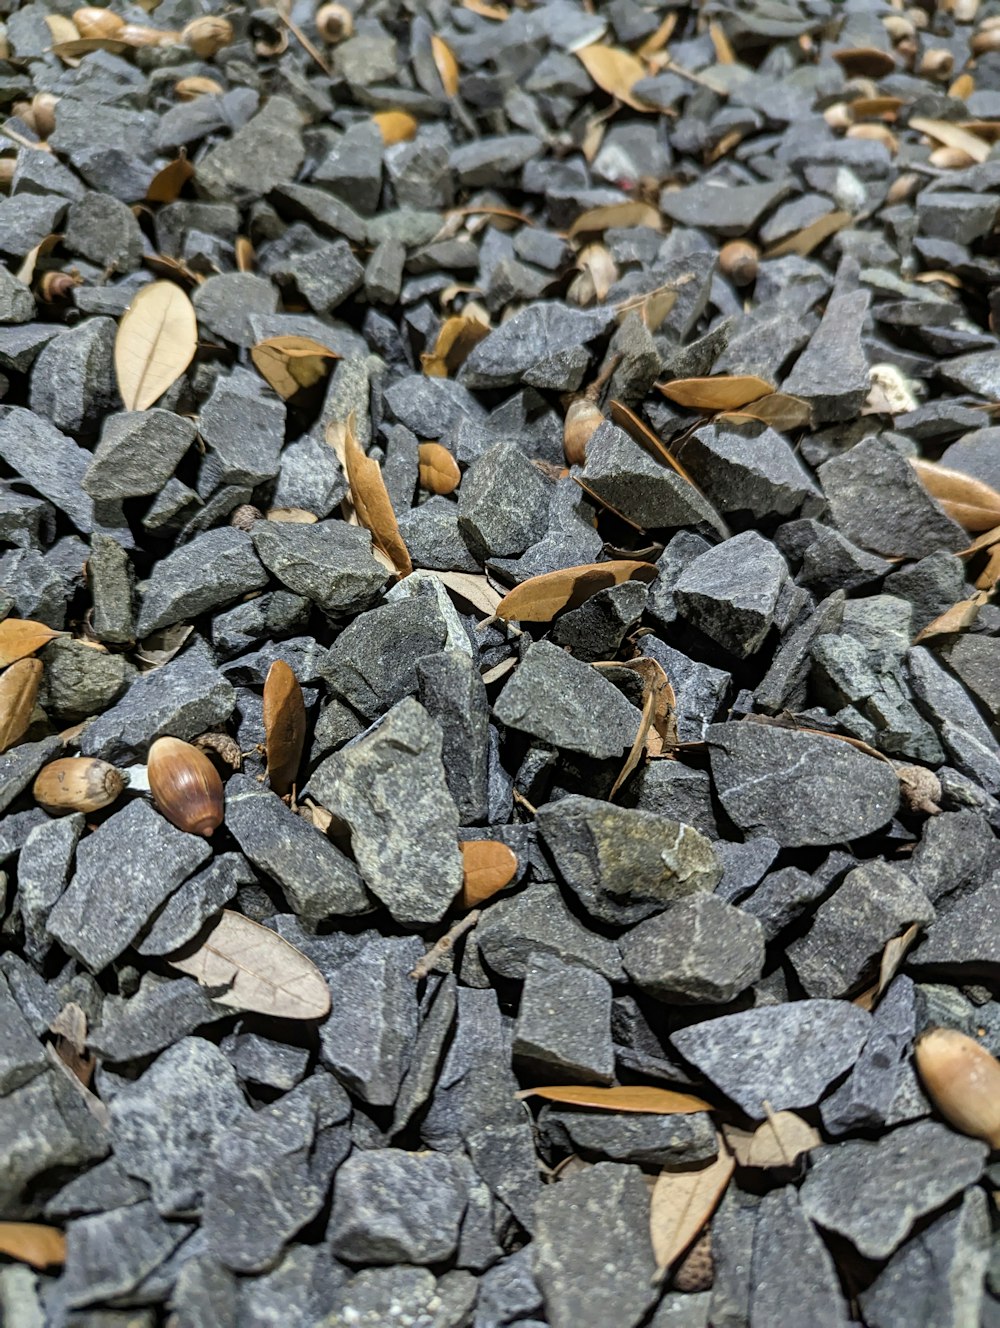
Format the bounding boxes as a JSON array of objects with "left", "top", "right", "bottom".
[
  {"left": 568, "top": 201, "right": 662, "bottom": 238},
  {"left": 235, "top": 235, "right": 254, "bottom": 272},
  {"left": 135, "top": 622, "right": 193, "bottom": 670},
  {"left": 428, "top": 571, "right": 502, "bottom": 617},
  {"left": 420, "top": 314, "right": 490, "bottom": 378},
  {"left": 16, "top": 233, "right": 60, "bottom": 287},
  {"left": 115, "top": 281, "right": 197, "bottom": 411},
  {"left": 251, "top": 336, "right": 339, "bottom": 400},
  {"left": 168, "top": 910, "right": 331, "bottom": 1019},
  {"left": 0, "top": 658, "right": 42, "bottom": 753},
  {"left": 460, "top": 839, "right": 518, "bottom": 908},
  {"left": 0, "top": 618, "right": 64, "bottom": 667},
  {"left": 495, "top": 559, "right": 657, "bottom": 622},
  {"left": 658, "top": 375, "right": 774, "bottom": 411},
  {"left": 650, "top": 1142, "right": 734, "bottom": 1273},
  {"left": 462, "top": 0, "right": 510, "bottom": 17},
  {"left": 723, "top": 1110, "right": 821, "bottom": 1168},
  {"left": 417, "top": 442, "right": 462, "bottom": 494},
  {"left": 613, "top": 281, "right": 678, "bottom": 332},
  {"left": 431, "top": 33, "right": 460, "bottom": 96},
  {"left": 575, "top": 43, "right": 654, "bottom": 112},
  {"left": 910, "top": 115, "right": 990, "bottom": 163},
  {"left": 975, "top": 544, "right": 1000, "bottom": 591},
  {"left": 855, "top": 923, "right": 922, "bottom": 1011},
  {"left": 50, "top": 36, "right": 128, "bottom": 60},
  {"left": 763, "top": 209, "right": 852, "bottom": 258},
  {"left": 266, "top": 507, "right": 318, "bottom": 524},
  {"left": 517, "top": 1084, "right": 713, "bottom": 1113},
  {"left": 343, "top": 411, "right": 412, "bottom": 577},
  {"left": 638, "top": 12, "right": 676, "bottom": 57},
  {"left": 145, "top": 154, "right": 194, "bottom": 204},
  {"left": 372, "top": 110, "right": 418, "bottom": 145},
  {"left": 45, "top": 14, "right": 79, "bottom": 42},
  {"left": 715, "top": 391, "right": 812, "bottom": 431},
  {"left": 914, "top": 590, "right": 991, "bottom": 642},
  {"left": 598, "top": 657, "right": 677, "bottom": 796},
  {"left": 263, "top": 659, "right": 305, "bottom": 797},
  {"left": 0, "top": 1223, "right": 67, "bottom": 1270}
]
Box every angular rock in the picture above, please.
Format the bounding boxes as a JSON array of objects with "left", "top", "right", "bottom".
[
  {"left": 621, "top": 895, "right": 765, "bottom": 1004},
  {"left": 513, "top": 955, "right": 614, "bottom": 1084},
  {"left": 60, "top": 1201, "right": 191, "bottom": 1310},
  {"left": 88, "top": 975, "right": 230, "bottom": 1063},
  {"left": 135, "top": 853, "right": 248, "bottom": 957},
  {"left": 539, "top": 1104, "right": 718, "bottom": 1168},
  {"left": 750, "top": 1189, "right": 852, "bottom": 1328},
  {"left": 457, "top": 439, "right": 550, "bottom": 562},
  {"left": 476, "top": 880, "right": 624, "bottom": 983},
  {"left": 674, "top": 532, "right": 788, "bottom": 658},
  {"left": 908, "top": 873, "right": 1000, "bottom": 981},
  {"left": 136, "top": 528, "right": 268, "bottom": 637},
  {"left": 675, "top": 423, "right": 822, "bottom": 521},
  {"left": 84, "top": 410, "right": 198, "bottom": 502},
  {"left": 329, "top": 1149, "right": 467, "bottom": 1266},
  {"left": 820, "top": 976, "right": 918, "bottom": 1136},
  {"left": 783, "top": 289, "right": 870, "bottom": 424},
  {"left": 251, "top": 519, "right": 388, "bottom": 617},
  {"left": 16, "top": 812, "right": 84, "bottom": 965},
  {"left": 460, "top": 302, "right": 614, "bottom": 391},
  {"left": 29, "top": 316, "right": 118, "bottom": 437},
  {"left": 0, "top": 406, "right": 94, "bottom": 532}
]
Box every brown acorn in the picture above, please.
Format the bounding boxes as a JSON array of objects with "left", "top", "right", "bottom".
[
  {"left": 719, "top": 239, "right": 759, "bottom": 287},
  {"left": 563, "top": 397, "right": 604, "bottom": 466},
  {"left": 316, "top": 3, "right": 353, "bottom": 43},
  {"left": 73, "top": 6, "right": 126, "bottom": 38},
  {"left": 0, "top": 157, "right": 15, "bottom": 191},
  {"left": 182, "top": 15, "right": 233, "bottom": 57},
  {"left": 33, "top": 757, "right": 126, "bottom": 815},
  {"left": 915, "top": 1027, "right": 1000, "bottom": 1148},
  {"left": 148, "top": 736, "right": 224, "bottom": 837}
]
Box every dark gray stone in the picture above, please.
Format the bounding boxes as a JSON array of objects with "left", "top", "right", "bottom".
[
  {"left": 196, "top": 95, "right": 304, "bottom": 204},
  {"left": 60, "top": 1201, "right": 191, "bottom": 1310},
  {"left": 0, "top": 975, "right": 47, "bottom": 1096},
  {"left": 417, "top": 648, "right": 490, "bottom": 824},
  {"left": 192, "top": 273, "right": 280, "bottom": 349},
  {"left": 940, "top": 634, "right": 1000, "bottom": 723},
  {"left": 0, "top": 193, "right": 66, "bottom": 258},
  {"left": 533, "top": 1163, "right": 659, "bottom": 1328},
  {"left": 707, "top": 721, "right": 900, "bottom": 847},
  {"left": 708, "top": 1184, "right": 759, "bottom": 1328},
  {"left": 272, "top": 434, "right": 348, "bottom": 517},
  {"left": 820, "top": 976, "right": 918, "bottom": 1136},
  {"left": 740, "top": 865, "right": 826, "bottom": 941},
  {"left": 908, "top": 646, "right": 1000, "bottom": 795},
  {"left": 0, "top": 737, "right": 62, "bottom": 815},
  {"left": 329, "top": 1149, "right": 468, "bottom": 1266},
  {"left": 750, "top": 1188, "right": 852, "bottom": 1328},
  {"left": 88, "top": 975, "right": 230, "bottom": 1063},
  {"left": 44, "top": 1157, "right": 148, "bottom": 1222},
  {"left": 17, "top": 812, "right": 85, "bottom": 965},
  {"left": 309, "top": 698, "right": 462, "bottom": 926},
  {"left": 513, "top": 955, "right": 614, "bottom": 1084},
  {"left": 640, "top": 636, "right": 730, "bottom": 740},
  {"left": 494, "top": 641, "right": 642, "bottom": 761},
  {"left": 457, "top": 439, "right": 550, "bottom": 563},
  {"left": 537, "top": 794, "right": 720, "bottom": 927},
  {"left": 476, "top": 881, "right": 624, "bottom": 983},
  {"left": 392, "top": 974, "right": 458, "bottom": 1136},
  {"left": 630, "top": 761, "right": 718, "bottom": 837},
  {"left": 225, "top": 777, "right": 370, "bottom": 921},
  {"left": 64, "top": 193, "right": 143, "bottom": 273},
  {"left": 211, "top": 591, "right": 311, "bottom": 659},
  {"left": 251, "top": 519, "right": 388, "bottom": 617},
  {"left": 670, "top": 999, "right": 873, "bottom": 1120},
  {"left": 328, "top": 1266, "right": 474, "bottom": 1328},
  {"left": 675, "top": 423, "right": 822, "bottom": 521},
  {"left": 909, "top": 809, "right": 998, "bottom": 904},
  {"left": 0, "top": 264, "right": 34, "bottom": 324},
  {"left": 674, "top": 532, "right": 788, "bottom": 658},
  {"left": 884, "top": 550, "right": 968, "bottom": 635},
  {"left": 220, "top": 1032, "right": 310, "bottom": 1092},
  {"left": 550, "top": 579, "right": 649, "bottom": 662},
  {"left": 799, "top": 1120, "right": 987, "bottom": 1259},
  {"left": 198, "top": 369, "right": 285, "bottom": 489},
  {"left": 783, "top": 289, "right": 870, "bottom": 424},
  {"left": 621, "top": 895, "right": 765, "bottom": 1004},
  {"left": 136, "top": 529, "right": 268, "bottom": 637},
  {"left": 29, "top": 316, "right": 118, "bottom": 437},
  {"left": 84, "top": 410, "right": 197, "bottom": 502},
  {"left": 659, "top": 178, "right": 790, "bottom": 235},
  {"left": 909, "top": 873, "right": 1000, "bottom": 981},
  {"left": 135, "top": 853, "right": 249, "bottom": 957},
  {"left": 460, "top": 302, "right": 614, "bottom": 391},
  {"left": 47, "top": 799, "right": 211, "bottom": 973},
  {"left": 169, "top": 1254, "right": 239, "bottom": 1328},
  {"left": 88, "top": 533, "right": 136, "bottom": 645},
  {"left": 539, "top": 1104, "right": 718, "bottom": 1168},
  {"left": 0, "top": 406, "right": 94, "bottom": 532}
]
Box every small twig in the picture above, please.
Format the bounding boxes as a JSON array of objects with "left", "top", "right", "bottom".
[
  {"left": 278, "top": 12, "right": 331, "bottom": 76},
  {"left": 0, "top": 123, "right": 50, "bottom": 152},
  {"left": 410, "top": 909, "right": 481, "bottom": 980}
]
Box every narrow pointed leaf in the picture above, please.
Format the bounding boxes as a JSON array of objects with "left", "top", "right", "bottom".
[
  {"left": 263, "top": 659, "right": 306, "bottom": 797},
  {"left": 343, "top": 412, "right": 412, "bottom": 577},
  {"left": 431, "top": 34, "right": 460, "bottom": 96},
  {"left": 495, "top": 560, "right": 657, "bottom": 622},
  {"left": 516, "top": 1084, "right": 713, "bottom": 1114},
  {"left": 658, "top": 375, "right": 774, "bottom": 411}
]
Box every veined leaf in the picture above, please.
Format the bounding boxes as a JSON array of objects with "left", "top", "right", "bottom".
[
  {"left": 428, "top": 570, "right": 502, "bottom": 617},
  {"left": 263, "top": 659, "right": 306, "bottom": 797},
  {"left": 0, "top": 618, "right": 64, "bottom": 667},
  {"left": 115, "top": 281, "right": 197, "bottom": 411},
  {"left": 568, "top": 201, "right": 662, "bottom": 238},
  {"left": 658, "top": 375, "right": 774, "bottom": 411},
  {"left": 495, "top": 560, "right": 657, "bottom": 622},
  {"left": 650, "top": 1141, "right": 734, "bottom": 1275}
]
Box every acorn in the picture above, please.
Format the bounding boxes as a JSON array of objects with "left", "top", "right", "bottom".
[
  {"left": 38, "top": 270, "right": 83, "bottom": 303},
  {"left": 33, "top": 757, "right": 127, "bottom": 815},
  {"left": 118, "top": 22, "right": 177, "bottom": 45},
  {"left": 929, "top": 146, "right": 976, "bottom": 169},
  {"left": 182, "top": 15, "right": 233, "bottom": 57},
  {"left": 73, "top": 6, "right": 126, "bottom": 38},
  {"left": 719, "top": 238, "right": 759, "bottom": 287},
  {"left": 972, "top": 27, "right": 1000, "bottom": 53},
  {"left": 316, "top": 3, "right": 353, "bottom": 43},
  {"left": 915, "top": 1027, "right": 1000, "bottom": 1148},
  {"left": 0, "top": 157, "right": 15, "bottom": 191},
  {"left": 563, "top": 397, "right": 604, "bottom": 466},
  {"left": 174, "top": 74, "right": 224, "bottom": 100},
  {"left": 30, "top": 94, "right": 57, "bottom": 140},
  {"left": 920, "top": 47, "right": 954, "bottom": 79},
  {"left": 147, "top": 736, "right": 224, "bottom": 837}
]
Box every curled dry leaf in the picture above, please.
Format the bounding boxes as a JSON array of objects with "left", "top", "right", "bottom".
[
  {"left": 495, "top": 559, "right": 657, "bottom": 622},
  {"left": 575, "top": 43, "right": 654, "bottom": 112},
  {"left": 515, "top": 1084, "right": 713, "bottom": 1114},
  {"left": 343, "top": 412, "right": 412, "bottom": 577},
  {"left": 263, "top": 659, "right": 306, "bottom": 797},
  {"left": 431, "top": 33, "right": 460, "bottom": 96},
  {"left": 723, "top": 1110, "right": 820, "bottom": 1169},
  {"left": 716, "top": 391, "right": 812, "bottom": 431},
  {"left": 910, "top": 458, "right": 1000, "bottom": 531},
  {"left": 115, "top": 280, "right": 198, "bottom": 411},
  {"left": 854, "top": 922, "right": 921, "bottom": 1011},
  {"left": 145, "top": 153, "right": 194, "bottom": 204},
  {"left": 135, "top": 622, "right": 193, "bottom": 670},
  {"left": 0, "top": 617, "right": 64, "bottom": 667},
  {"left": 417, "top": 442, "right": 462, "bottom": 494},
  {"left": 0, "top": 657, "right": 42, "bottom": 753},
  {"left": 650, "top": 1140, "right": 734, "bottom": 1276},
  {"left": 459, "top": 839, "right": 518, "bottom": 908},
  {"left": 235, "top": 235, "right": 254, "bottom": 272},
  {"left": 251, "top": 336, "right": 340, "bottom": 400},
  {"left": 168, "top": 909, "right": 331, "bottom": 1019},
  {"left": 596, "top": 657, "right": 678, "bottom": 797},
  {"left": 0, "top": 1222, "right": 67, "bottom": 1270},
  {"left": 658, "top": 375, "right": 774, "bottom": 411},
  {"left": 914, "top": 590, "right": 991, "bottom": 642},
  {"left": 420, "top": 314, "right": 491, "bottom": 378}
]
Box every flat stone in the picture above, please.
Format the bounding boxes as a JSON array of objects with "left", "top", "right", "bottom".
[
  {"left": 47, "top": 799, "right": 210, "bottom": 973},
  {"left": 820, "top": 976, "right": 919, "bottom": 1136},
  {"left": 0, "top": 1067, "right": 109, "bottom": 1216},
  {"left": 225, "top": 776, "right": 371, "bottom": 922},
  {"left": 328, "top": 1267, "right": 475, "bottom": 1328},
  {"left": 476, "top": 880, "right": 624, "bottom": 984},
  {"left": 539, "top": 1104, "right": 718, "bottom": 1168},
  {"left": 460, "top": 302, "right": 614, "bottom": 390},
  {"left": 674, "top": 532, "right": 788, "bottom": 658},
  {"left": 750, "top": 1189, "right": 852, "bottom": 1328},
  {"left": 221, "top": 1031, "right": 310, "bottom": 1092},
  {"left": 29, "top": 316, "right": 118, "bottom": 437},
  {"left": 84, "top": 410, "right": 198, "bottom": 502},
  {"left": 308, "top": 698, "right": 462, "bottom": 926},
  {"left": 0, "top": 976, "right": 47, "bottom": 1096},
  {"left": 108, "top": 1036, "right": 248, "bottom": 1218},
  {"left": 799, "top": 1120, "right": 987, "bottom": 1259},
  {"left": 494, "top": 640, "right": 641, "bottom": 761},
  {"left": 782, "top": 290, "right": 870, "bottom": 424},
  {"left": 0, "top": 406, "right": 94, "bottom": 532},
  {"left": 196, "top": 96, "right": 304, "bottom": 204},
  {"left": 675, "top": 423, "right": 822, "bottom": 521},
  {"left": 0, "top": 737, "right": 62, "bottom": 815},
  {"left": 457, "top": 439, "right": 550, "bottom": 563},
  {"left": 329, "top": 1149, "right": 467, "bottom": 1266},
  {"left": 192, "top": 273, "right": 280, "bottom": 349},
  {"left": 17, "top": 812, "right": 85, "bottom": 965},
  {"left": 670, "top": 999, "right": 873, "bottom": 1120},
  {"left": 910, "top": 809, "right": 999, "bottom": 904},
  {"left": 64, "top": 192, "right": 143, "bottom": 273},
  {"left": 60, "top": 1201, "right": 190, "bottom": 1310},
  {"left": 659, "top": 178, "right": 790, "bottom": 235},
  {"left": 251, "top": 519, "right": 388, "bottom": 617},
  {"left": 908, "top": 646, "right": 1000, "bottom": 795},
  {"left": 198, "top": 369, "right": 286, "bottom": 489},
  {"left": 533, "top": 1163, "right": 659, "bottom": 1328},
  {"left": 416, "top": 649, "right": 490, "bottom": 824},
  {"left": 536, "top": 794, "right": 720, "bottom": 927},
  {"left": 88, "top": 974, "right": 230, "bottom": 1062},
  {"left": 621, "top": 894, "right": 765, "bottom": 1003},
  {"left": 88, "top": 532, "right": 136, "bottom": 645},
  {"left": 740, "top": 865, "right": 827, "bottom": 941},
  {"left": 392, "top": 974, "right": 458, "bottom": 1136},
  {"left": 909, "top": 874, "right": 1000, "bottom": 981},
  {"left": 134, "top": 853, "right": 248, "bottom": 957},
  {"left": 0, "top": 265, "right": 34, "bottom": 324},
  {"left": 788, "top": 863, "right": 934, "bottom": 998},
  {"left": 940, "top": 635, "right": 1000, "bottom": 723},
  {"left": 707, "top": 721, "right": 900, "bottom": 847},
  {"left": 513, "top": 955, "right": 614, "bottom": 1084},
  {"left": 136, "top": 528, "right": 268, "bottom": 637}
]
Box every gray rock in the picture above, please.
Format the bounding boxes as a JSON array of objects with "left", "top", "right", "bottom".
[
  {"left": 392, "top": 974, "right": 458, "bottom": 1136},
  {"left": 539, "top": 1104, "right": 718, "bottom": 1168},
  {"left": 550, "top": 579, "right": 648, "bottom": 662},
  {"left": 221, "top": 1032, "right": 310, "bottom": 1092},
  {"left": 0, "top": 736, "right": 62, "bottom": 815},
  {"left": 513, "top": 955, "right": 614, "bottom": 1083},
  {"left": 709, "top": 1184, "right": 759, "bottom": 1328},
  {"left": 198, "top": 369, "right": 285, "bottom": 489},
  {"left": 460, "top": 302, "right": 614, "bottom": 391},
  {"left": 749, "top": 1188, "right": 852, "bottom": 1328},
  {"left": 0, "top": 406, "right": 94, "bottom": 532},
  {"left": 909, "top": 873, "right": 1000, "bottom": 980},
  {"left": 457, "top": 439, "right": 550, "bottom": 562},
  {"left": 136, "top": 528, "right": 269, "bottom": 637},
  {"left": 788, "top": 863, "right": 934, "bottom": 998},
  {"left": 659, "top": 178, "right": 790, "bottom": 235},
  {"left": 85, "top": 409, "right": 198, "bottom": 502},
  {"left": 272, "top": 434, "right": 347, "bottom": 517},
  {"left": 707, "top": 721, "right": 900, "bottom": 847},
  {"left": 621, "top": 895, "right": 765, "bottom": 1003},
  {"left": 47, "top": 799, "right": 211, "bottom": 973},
  {"left": 820, "top": 435, "right": 967, "bottom": 559},
  {"left": 60, "top": 1201, "right": 191, "bottom": 1310},
  {"left": 328, "top": 1266, "right": 474, "bottom": 1328},
  {"left": 88, "top": 974, "right": 229, "bottom": 1063},
  {"left": 417, "top": 649, "right": 490, "bottom": 824},
  {"left": 211, "top": 592, "right": 310, "bottom": 660},
  {"left": 108, "top": 1036, "right": 248, "bottom": 1218},
  {"left": 0, "top": 265, "right": 34, "bottom": 324},
  {"left": 909, "top": 809, "right": 998, "bottom": 904},
  {"left": 474, "top": 1248, "right": 543, "bottom": 1327},
  {"left": 88, "top": 532, "right": 136, "bottom": 645},
  {"left": 476, "top": 880, "right": 624, "bottom": 983},
  {"left": 329, "top": 1149, "right": 468, "bottom": 1265},
  {"left": 16, "top": 813, "right": 84, "bottom": 964},
  {"left": 251, "top": 519, "right": 388, "bottom": 617},
  {"left": 884, "top": 549, "right": 968, "bottom": 635},
  {"left": 799, "top": 1120, "right": 987, "bottom": 1259},
  {"left": 533, "top": 1163, "right": 659, "bottom": 1328},
  {"left": 0, "top": 976, "right": 47, "bottom": 1096},
  {"left": 820, "top": 976, "right": 918, "bottom": 1136},
  {"left": 740, "top": 865, "right": 826, "bottom": 941},
  {"left": 0, "top": 193, "right": 66, "bottom": 258},
  {"left": 675, "top": 423, "right": 822, "bottom": 521},
  {"left": 79, "top": 647, "right": 235, "bottom": 764},
  {"left": 537, "top": 794, "right": 720, "bottom": 927},
  {"left": 756, "top": 591, "right": 846, "bottom": 715},
  {"left": 271, "top": 180, "right": 369, "bottom": 244},
  {"left": 44, "top": 1156, "right": 148, "bottom": 1221},
  {"left": 135, "top": 853, "right": 249, "bottom": 957},
  {"left": 192, "top": 273, "right": 280, "bottom": 349},
  {"left": 670, "top": 999, "right": 873, "bottom": 1120},
  {"left": 64, "top": 192, "right": 143, "bottom": 273},
  {"left": 169, "top": 1254, "right": 239, "bottom": 1328},
  {"left": 494, "top": 640, "right": 642, "bottom": 761},
  {"left": 225, "top": 776, "right": 370, "bottom": 922},
  {"left": 630, "top": 761, "right": 718, "bottom": 837},
  {"left": 313, "top": 121, "right": 383, "bottom": 215},
  {"left": 384, "top": 374, "right": 486, "bottom": 439},
  {"left": 674, "top": 532, "right": 788, "bottom": 658},
  {"left": 640, "top": 636, "right": 730, "bottom": 740},
  {"left": 940, "top": 634, "right": 1000, "bottom": 723},
  {"left": 29, "top": 316, "right": 118, "bottom": 437},
  {"left": 858, "top": 1185, "right": 990, "bottom": 1328},
  {"left": 196, "top": 95, "right": 304, "bottom": 204},
  {"left": 309, "top": 698, "right": 463, "bottom": 926},
  {"left": 908, "top": 646, "right": 1000, "bottom": 794},
  {"left": 783, "top": 289, "right": 870, "bottom": 424}
]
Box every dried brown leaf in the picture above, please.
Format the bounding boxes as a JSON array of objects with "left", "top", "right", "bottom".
[
  {"left": 658, "top": 375, "right": 774, "bottom": 411},
  {"left": 914, "top": 590, "right": 991, "bottom": 642},
  {"left": 135, "top": 622, "right": 193, "bottom": 670},
  {"left": 613, "top": 281, "right": 678, "bottom": 332},
  {"left": 495, "top": 559, "right": 657, "bottom": 622},
  {"left": 910, "top": 115, "right": 990, "bottom": 163},
  {"left": 911, "top": 458, "right": 1000, "bottom": 529},
  {"left": 0, "top": 618, "right": 64, "bottom": 667},
  {"left": 854, "top": 923, "right": 922, "bottom": 1012},
  {"left": 263, "top": 659, "right": 306, "bottom": 797},
  {"left": 145, "top": 153, "right": 194, "bottom": 204},
  {"left": 938, "top": 498, "right": 1000, "bottom": 532},
  {"left": 517, "top": 1084, "right": 713, "bottom": 1113},
  {"left": 650, "top": 1141, "right": 734, "bottom": 1274},
  {"left": 763, "top": 209, "right": 852, "bottom": 259},
  {"left": 372, "top": 109, "right": 418, "bottom": 145},
  {"left": 716, "top": 391, "right": 812, "bottom": 431},
  {"left": 832, "top": 46, "right": 896, "bottom": 77},
  {"left": 723, "top": 1110, "right": 820, "bottom": 1168},
  {"left": 957, "top": 524, "right": 1000, "bottom": 559},
  {"left": 598, "top": 657, "right": 677, "bottom": 797},
  {"left": 168, "top": 909, "right": 331, "bottom": 1019},
  {"left": 115, "top": 280, "right": 197, "bottom": 411},
  {"left": 0, "top": 657, "right": 42, "bottom": 753},
  {"left": 421, "top": 314, "right": 490, "bottom": 378},
  {"left": 460, "top": 839, "right": 518, "bottom": 908},
  {"left": 568, "top": 201, "right": 662, "bottom": 238},
  {"left": 266, "top": 507, "right": 318, "bottom": 523},
  {"left": 575, "top": 43, "right": 654, "bottom": 112},
  {"left": 343, "top": 411, "right": 412, "bottom": 577},
  {"left": 251, "top": 335, "right": 339, "bottom": 400},
  {"left": 462, "top": 0, "right": 510, "bottom": 17},
  {"left": 235, "top": 235, "right": 254, "bottom": 272},
  {"left": 0, "top": 1223, "right": 67, "bottom": 1270},
  {"left": 16, "top": 233, "right": 60, "bottom": 287},
  {"left": 417, "top": 442, "right": 462, "bottom": 494},
  {"left": 850, "top": 96, "right": 905, "bottom": 119},
  {"left": 50, "top": 36, "right": 128, "bottom": 60},
  {"left": 709, "top": 20, "right": 736, "bottom": 63},
  {"left": 431, "top": 33, "right": 460, "bottom": 96},
  {"left": 975, "top": 544, "right": 1000, "bottom": 591},
  {"left": 608, "top": 400, "right": 703, "bottom": 488}
]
